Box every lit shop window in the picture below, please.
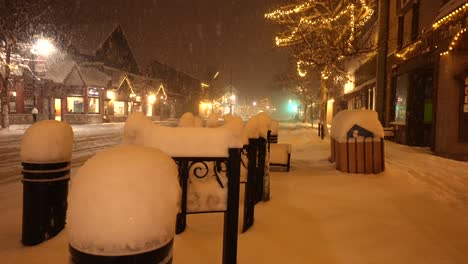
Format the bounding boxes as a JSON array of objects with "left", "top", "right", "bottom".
[
  {"left": 9, "top": 91, "right": 16, "bottom": 113},
  {"left": 394, "top": 74, "right": 408, "bottom": 124},
  {"left": 89, "top": 98, "right": 100, "bottom": 113},
  {"left": 114, "top": 101, "right": 125, "bottom": 116},
  {"left": 67, "top": 96, "right": 84, "bottom": 113}
]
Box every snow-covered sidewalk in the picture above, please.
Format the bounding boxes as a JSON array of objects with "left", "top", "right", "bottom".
[{"left": 1, "top": 124, "right": 468, "bottom": 263}]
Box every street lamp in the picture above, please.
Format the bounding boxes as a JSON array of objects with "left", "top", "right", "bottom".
[
  {"left": 30, "top": 38, "right": 56, "bottom": 109},
  {"left": 31, "top": 38, "right": 56, "bottom": 57}
]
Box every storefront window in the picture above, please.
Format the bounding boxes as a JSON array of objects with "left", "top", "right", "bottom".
[
  {"left": 9, "top": 91, "right": 16, "bottom": 113},
  {"left": 67, "top": 96, "right": 84, "bottom": 113},
  {"left": 89, "top": 98, "right": 99, "bottom": 113},
  {"left": 114, "top": 101, "right": 125, "bottom": 116},
  {"left": 395, "top": 74, "right": 408, "bottom": 123}
]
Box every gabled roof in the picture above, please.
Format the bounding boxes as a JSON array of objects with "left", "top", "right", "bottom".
[
  {"left": 43, "top": 58, "right": 82, "bottom": 85},
  {"left": 78, "top": 65, "right": 111, "bottom": 88},
  {"left": 94, "top": 25, "right": 140, "bottom": 75}
]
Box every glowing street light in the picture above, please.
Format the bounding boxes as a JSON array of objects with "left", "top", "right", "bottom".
[
  {"left": 148, "top": 94, "right": 157, "bottom": 104},
  {"left": 31, "top": 38, "right": 56, "bottom": 57}
]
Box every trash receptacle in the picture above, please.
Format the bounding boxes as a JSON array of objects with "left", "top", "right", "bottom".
[
  {"left": 20, "top": 120, "right": 73, "bottom": 246},
  {"left": 329, "top": 110, "right": 385, "bottom": 174}
]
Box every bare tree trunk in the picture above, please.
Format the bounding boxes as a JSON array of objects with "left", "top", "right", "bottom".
[
  {"left": 1, "top": 80, "right": 10, "bottom": 128},
  {"left": 302, "top": 103, "right": 310, "bottom": 123},
  {"left": 1, "top": 45, "right": 11, "bottom": 128},
  {"left": 319, "top": 77, "right": 329, "bottom": 138}
]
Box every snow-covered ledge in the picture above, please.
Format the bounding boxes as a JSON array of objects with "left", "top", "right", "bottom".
[{"left": 128, "top": 125, "right": 243, "bottom": 157}]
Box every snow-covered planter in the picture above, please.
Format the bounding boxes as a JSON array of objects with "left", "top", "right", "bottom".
[
  {"left": 330, "top": 110, "right": 385, "bottom": 174},
  {"left": 67, "top": 145, "right": 180, "bottom": 263},
  {"left": 20, "top": 120, "right": 73, "bottom": 246}
]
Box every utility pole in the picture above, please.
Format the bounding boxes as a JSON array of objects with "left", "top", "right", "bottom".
[{"left": 376, "top": 0, "right": 390, "bottom": 125}]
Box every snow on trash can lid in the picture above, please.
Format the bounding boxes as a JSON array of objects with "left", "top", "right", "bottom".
[
  {"left": 331, "top": 110, "right": 384, "bottom": 142},
  {"left": 20, "top": 120, "right": 73, "bottom": 163},
  {"left": 67, "top": 145, "right": 181, "bottom": 256}
]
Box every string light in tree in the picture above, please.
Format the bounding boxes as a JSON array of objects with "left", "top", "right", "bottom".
[
  {"left": 440, "top": 28, "right": 467, "bottom": 56},
  {"left": 296, "top": 60, "right": 314, "bottom": 77},
  {"left": 266, "top": 0, "right": 374, "bottom": 47}
]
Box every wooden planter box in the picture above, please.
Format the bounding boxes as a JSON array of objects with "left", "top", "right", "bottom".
[{"left": 333, "top": 138, "right": 384, "bottom": 174}]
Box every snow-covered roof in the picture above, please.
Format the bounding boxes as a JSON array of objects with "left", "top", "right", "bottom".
[
  {"left": 78, "top": 66, "right": 111, "bottom": 87},
  {"left": 434, "top": 0, "right": 467, "bottom": 22},
  {"left": 43, "top": 59, "right": 78, "bottom": 84},
  {"left": 331, "top": 109, "right": 384, "bottom": 142}
]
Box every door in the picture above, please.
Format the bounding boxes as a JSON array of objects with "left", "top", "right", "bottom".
[
  {"left": 54, "top": 98, "right": 62, "bottom": 121},
  {"left": 407, "top": 70, "right": 433, "bottom": 147}
]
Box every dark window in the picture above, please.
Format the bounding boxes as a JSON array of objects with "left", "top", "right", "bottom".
[
  {"left": 398, "top": 16, "right": 404, "bottom": 49},
  {"left": 411, "top": 2, "right": 419, "bottom": 40}
]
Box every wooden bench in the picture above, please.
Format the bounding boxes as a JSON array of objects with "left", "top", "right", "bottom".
[
  {"left": 384, "top": 127, "right": 395, "bottom": 140},
  {"left": 269, "top": 143, "right": 292, "bottom": 172}
]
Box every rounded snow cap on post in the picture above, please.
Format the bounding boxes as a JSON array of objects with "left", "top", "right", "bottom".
[
  {"left": 67, "top": 145, "right": 180, "bottom": 256},
  {"left": 220, "top": 116, "right": 244, "bottom": 138},
  {"left": 331, "top": 109, "right": 384, "bottom": 142},
  {"left": 194, "top": 116, "right": 203, "bottom": 127},
  {"left": 206, "top": 112, "right": 219, "bottom": 128},
  {"left": 223, "top": 113, "right": 233, "bottom": 123},
  {"left": 256, "top": 112, "right": 272, "bottom": 138},
  {"left": 123, "top": 112, "right": 154, "bottom": 145},
  {"left": 178, "top": 112, "right": 195, "bottom": 127},
  {"left": 20, "top": 120, "right": 73, "bottom": 163}
]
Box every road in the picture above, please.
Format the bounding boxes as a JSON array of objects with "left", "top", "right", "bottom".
[{"left": 0, "top": 123, "right": 124, "bottom": 183}]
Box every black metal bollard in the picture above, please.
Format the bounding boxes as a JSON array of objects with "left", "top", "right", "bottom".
[
  {"left": 21, "top": 161, "right": 70, "bottom": 246},
  {"left": 69, "top": 239, "right": 174, "bottom": 264}
]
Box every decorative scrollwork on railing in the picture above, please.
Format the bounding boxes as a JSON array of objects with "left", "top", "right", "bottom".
[
  {"left": 240, "top": 147, "right": 249, "bottom": 170},
  {"left": 188, "top": 161, "right": 210, "bottom": 179},
  {"left": 213, "top": 160, "right": 228, "bottom": 188}
]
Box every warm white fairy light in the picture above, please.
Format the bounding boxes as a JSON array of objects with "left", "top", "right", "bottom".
[
  {"left": 433, "top": 3, "right": 468, "bottom": 29},
  {"left": 265, "top": 0, "right": 314, "bottom": 20},
  {"left": 268, "top": 0, "right": 374, "bottom": 47},
  {"left": 296, "top": 60, "right": 314, "bottom": 77},
  {"left": 395, "top": 40, "right": 422, "bottom": 60},
  {"left": 440, "top": 28, "right": 467, "bottom": 56}
]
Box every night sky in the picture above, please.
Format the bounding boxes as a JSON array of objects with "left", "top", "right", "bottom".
[{"left": 62, "top": 0, "right": 290, "bottom": 98}]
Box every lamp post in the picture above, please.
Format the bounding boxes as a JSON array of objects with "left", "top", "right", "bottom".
[{"left": 30, "top": 38, "right": 56, "bottom": 114}]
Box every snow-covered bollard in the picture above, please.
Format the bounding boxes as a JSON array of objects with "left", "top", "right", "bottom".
[
  {"left": 20, "top": 120, "right": 74, "bottom": 246},
  {"left": 67, "top": 145, "right": 180, "bottom": 263}
]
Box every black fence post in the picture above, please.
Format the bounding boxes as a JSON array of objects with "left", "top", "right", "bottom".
[
  {"left": 21, "top": 161, "right": 70, "bottom": 246},
  {"left": 243, "top": 139, "right": 257, "bottom": 232},
  {"left": 255, "top": 137, "right": 266, "bottom": 204},
  {"left": 176, "top": 160, "right": 189, "bottom": 234},
  {"left": 223, "top": 148, "right": 241, "bottom": 264}
]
